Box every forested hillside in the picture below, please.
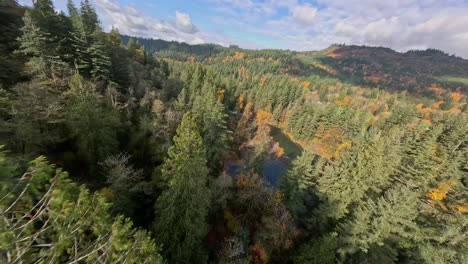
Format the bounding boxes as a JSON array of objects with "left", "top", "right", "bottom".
[
  {"left": 126, "top": 35, "right": 468, "bottom": 95},
  {"left": 1, "top": 1, "right": 467, "bottom": 263}
]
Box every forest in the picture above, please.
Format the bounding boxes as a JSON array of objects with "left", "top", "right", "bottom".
[{"left": 0, "top": 0, "right": 467, "bottom": 263}]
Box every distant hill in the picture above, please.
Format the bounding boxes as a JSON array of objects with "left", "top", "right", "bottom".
[
  {"left": 120, "top": 35, "right": 225, "bottom": 59},
  {"left": 307, "top": 45, "right": 468, "bottom": 93},
  {"left": 122, "top": 35, "right": 468, "bottom": 94}
]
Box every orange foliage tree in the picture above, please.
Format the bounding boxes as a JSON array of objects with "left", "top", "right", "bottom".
[{"left": 271, "top": 141, "right": 285, "bottom": 159}]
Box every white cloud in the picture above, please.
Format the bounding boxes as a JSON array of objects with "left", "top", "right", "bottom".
[
  {"left": 75, "top": 0, "right": 468, "bottom": 58},
  {"left": 203, "top": 0, "right": 468, "bottom": 58},
  {"left": 93, "top": 0, "right": 204, "bottom": 44},
  {"left": 291, "top": 3, "right": 317, "bottom": 25},
  {"left": 175, "top": 11, "right": 198, "bottom": 33},
  {"left": 91, "top": 0, "right": 264, "bottom": 49}
]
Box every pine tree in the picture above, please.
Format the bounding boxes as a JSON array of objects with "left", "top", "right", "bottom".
[
  {"left": 80, "top": 0, "right": 100, "bottom": 36},
  {"left": 280, "top": 150, "right": 316, "bottom": 221},
  {"left": 155, "top": 113, "right": 211, "bottom": 263},
  {"left": 31, "top": 0, "right": 74, "bottom": 61},
  {"left": 174, "top": 87, "right": 188, "bottom": 111},
  {"left": 17, "top": 11, "right": 50, "bottom": 75},
  {"left": 316, "top": 133, "right": 398, "bottom": 220},
  {"left": 64, "top": 75, "right": 120, "bottom": 171},
  {"left": 0, "top": 0, "right": 24, "bottom": 87},
  {"left": 105, "top": 28, "right": 130, "bottom": 88},
  {"left": 70, "top": 27, "right": 91, "bottom": 74},
  {"left": 17, "top": 10, "right": 68, "bottom": 80},
  {"left": 0, "top": 153, "right": 164, "bottom": 263},
  {"left": 338, "top": 185, "right": 420, "bottom": 260},
  {"left": 67, "top": 0, "right": 82, "bottom": 29},
  {"left": 31, "top": 0, "right": 56, "bottom": 31},
  {"left": 88, "top": 40, "right": 111, "bottom": 79},
  {"left": 397, "top": 123, "right": 441, "bottom": 190},
  {"left": 191, "top": 91, "right": 229, "bottom": 167},
  {"left": 294, "top": 233, "right": 338, "bottom": 264}
]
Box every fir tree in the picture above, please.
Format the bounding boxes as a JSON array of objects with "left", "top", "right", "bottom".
[
  {"left": 17, "top": 10, "right": 68, "bottom": 80},
  {"left": 67, "top": 0, "right": 82, "bottom": 29},
  {"left": 280, "top": 150, "right": 316, "bottom": 221},
  {"left": 0, "top": 154, "right": 164, "bottom": 263},
  {"left": 80, "top": 0, "right": 100, "bottom": 36},
  {"left": 0, "top": 0, "right": 24, "bottom": 87},
  {"left": 154, "top": 113, "right": 211, "bottom": 263},
  {"left": 191, "top": 91, "right": 229, "bottom": 167}
]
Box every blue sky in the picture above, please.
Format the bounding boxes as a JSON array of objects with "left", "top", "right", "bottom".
[{"left": 19, "top": 0, "right": 468, "bottom": 57}]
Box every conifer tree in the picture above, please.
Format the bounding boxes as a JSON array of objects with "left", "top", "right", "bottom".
[
  {"left": 155, "top": 113, "right": 211, "bottom": 263},
  {"left": 105, "top": 28, "right": 130, "bottom": 87},
  {"left": 80, "top": 0, "right": 100, "bottom": 36},
  {"left": 88, "top": 40, "right": 112, "bottom": 79},
  {"left": 17, "top": 10, "right": 65, "bottom": 79},
  {"left": 0, "top": 0, "right": 24, "bottom": 87},
  {"left": 0, "top": 154, "right": 164, "bottom": 264},
  {"left": 67, "top": 0, "right": 81, "bottom": 27},
  {"left": 191, "top": 91, "right": 229, "bottom": 167},
  {"left": 30, "top": 0, "right": 74, "bottom": 61},
  {"left": 64, "top": 75, "right": 120, "bottom": 170},
  {"left": 316, "top": 133, "right": 398, "bottom": 220},
  {"left": 339, "top": 185, "right": 420, "bottom": 260},
  {"left": 294, "top": 233, "right": 338, "bottom": 264},
  {"left": 280, "top": 150, "right": 316, "bottom": 221}
]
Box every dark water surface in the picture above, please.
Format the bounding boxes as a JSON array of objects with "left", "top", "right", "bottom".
[{"left": 262, "top": 159, "right": 288, "bottom": 187}]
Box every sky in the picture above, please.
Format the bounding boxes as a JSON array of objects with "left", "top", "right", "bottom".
[{"left": 19, "top": 0, "right": 468, "bottom": 58}]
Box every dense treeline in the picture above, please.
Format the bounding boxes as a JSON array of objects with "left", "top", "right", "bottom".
[
  {"left": 1, "top": 0, "right": 467, "bottom": 263},
  {"left": 121, "top": 35, "right": 225, "bottom": 60}
]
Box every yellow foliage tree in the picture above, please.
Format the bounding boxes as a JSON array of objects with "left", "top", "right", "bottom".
[
  {"left": 236, "top": 96, "right": 245, "bottom": 112},
  {"left": 255, "top": 109, "right": 272, "bottom": 127},
  {"left": 432, "top": 101, "right": 444, "bottom": 109},
  {"left": 217, "top": 89, "right": 225, "bottom": 102},
  {"left": 301, "top": 81, "right": 311, "bottom": 89},
  {"left": 427, "top": 181, "right": 452, "bottom": 201},
  {"left": 335, "top": 95, "right": 352, "bottom": 107},
  {"left": 450, "top": 91, "right": 462, "bottom": 103},
  {"left": 271, "top": 141, "right": 285, "bottom": 159}
]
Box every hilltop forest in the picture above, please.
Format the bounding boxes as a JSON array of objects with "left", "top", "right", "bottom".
[{"left": 0, "top": 0, "right": 467, "bottom": 263}]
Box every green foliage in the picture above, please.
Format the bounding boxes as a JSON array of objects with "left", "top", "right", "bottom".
[
  {"left": 5, "top": 80, "right": 66, "bottom": 152},
  {"left": 294, "top": 233, "right": 338, "bottom": 264},
  {"left": 154, "top": 113, "right": 211, "bottom": 263},
  {"left": 191, "top": 91, "right": 229, "bottom": 167},
  {"left": 280, "top": 150, "right": 316, "bottom": 221},
  {"left": 435, "top": 75, "right": 468, "bottom": 86},
  {"left": 102, "top": 153, "right": 146, "bottom": 218},
  {"left": 1, "top": 1, "right": 467, "bottom": 262},
  {"left": 0, "top": 0, "right": 24, "bottom": 87},
  {"left": 316, "top": 133, "right": 400, "bottom": 220},
  {"left": 0, "top": 153, "right": 164, "bottom": 263},
  {"left": 17, "top": 10, "right": 69, "bottom": 80},
  {"left": 65, "top": 75, "right": 120, "bottom": 169},
  {"left": 80, "top": 0, "right": 100, "bottom": 36},
  {"left": 339, "top": 186, "right": 420, "bottom": 256}
]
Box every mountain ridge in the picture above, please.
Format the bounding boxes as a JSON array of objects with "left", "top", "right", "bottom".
[{"left": 122, "top": 35, "right": 468, "bottom": 95}]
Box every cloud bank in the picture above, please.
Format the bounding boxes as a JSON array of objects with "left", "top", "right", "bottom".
[{"left": 74, "top": 0, "right": 468, "bottom": 58}]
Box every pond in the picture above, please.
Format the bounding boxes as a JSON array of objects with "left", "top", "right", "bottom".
[
  {"left": 226, "top": 161, "right": 242, "bottom": 178},
  {"left": 225, "top": 159, "right": 288, "bottom": 188},
  {"left": 262, "top": 159, "right": 288, "bottom": 187},
  {"left": 269, "top": 126, "right": 302, "bottom": 159}
]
